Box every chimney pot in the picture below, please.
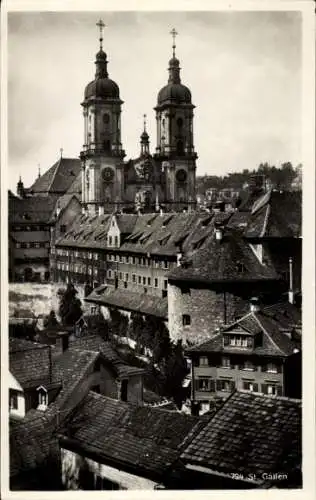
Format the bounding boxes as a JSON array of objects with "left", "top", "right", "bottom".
[{"left": 250, "top": 297, "right": 260, "bottom": 313}]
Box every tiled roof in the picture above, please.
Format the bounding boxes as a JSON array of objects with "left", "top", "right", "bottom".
[
  {"left": 168, "top": 229, "right": 279, "bottom": 285},
  {"left": 9, "top": 195, "right": 56, "bottom": 224},
  {"left": 245, "top": 190, "right": 302, "bottom": 238},
  {"left": 69, "top": 335, "right": 144, "bottom": 378},
  {"left": 51, "top": 193, "right": 81, "bottom": 222},
  {"left": 180, "top": 390, "right": 301, "bottom": 486},
  {"left": 28, "top": 158, "right": 81, "bottom": 195},
  {"left": 10, "top": 231, "right": 50, "bottom": 243},
  {"left": 65, "top": 171, "right": 82, "bottom": 195},
  {"left": 60, "top": 391, "right": 201, "bottom": 480},
  {"left": 10, "top": 339, "right": 53, "bottom": 388},
  {"left": 86, "top": 286, "right": 168, "bottom": 319},
  {"left": 115, "top": 214, "right": 139, "bottom": 234},
  {"left": 56, "top": 213, "right": 112, "bottom": 249},
  {"left": 186, "top": 302, "right": 301, "bottom": 357}
]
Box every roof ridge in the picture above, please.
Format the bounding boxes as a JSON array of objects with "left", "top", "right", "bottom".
[
  {"left": 253, "top": 313, "right": 286, "bottom": 356},
  {"left": 236, "top": 389, "right": 301, "bottom": 404}
]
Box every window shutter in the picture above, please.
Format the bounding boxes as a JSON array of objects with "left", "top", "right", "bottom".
[
  {"left": 230, "top": 380, "right": 236, "bottom": 390},
  {"left": 277, "top": 364, "right": 283, "bottom": 374},
  {"left": 216, "top": 380, "right": 222, "bottom": 391},
  {"left": 277, "top": 385, "right": 283, "bottom": 396},
  {"left": 253, "top": 383, "right": 259, "bottom": 392},
  {"left": 261, "top": 384, "right": 267, "bottom": 394},
  {"left": 194, "top": 379, "right": 199, "bottom": 391},
  {"left": 224, "top": 336, "right": 229, "bottom": 346},
  {"left": 210, "top": 380, "right": 215, "bottom": 392}
]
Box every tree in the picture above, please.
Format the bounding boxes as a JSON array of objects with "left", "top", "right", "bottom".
[
  {"left": 108, "top": 308, "right": 129, "bottom": 338},
  {"left": 57, "top": 284, "right": 83, "bottom": 327},
  {"left": 163, "top": 340, "right": 189, "bottom": 408},
  {"left": 43, "top": 310, "right": 59, "bottom": 329}
]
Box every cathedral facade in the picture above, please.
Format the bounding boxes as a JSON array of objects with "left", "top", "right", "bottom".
[{"left": 80, "top": 26, "right": 197, "bottom": 214}]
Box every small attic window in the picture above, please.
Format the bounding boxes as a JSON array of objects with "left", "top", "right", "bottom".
[
  {"left": 37, "top": 386, "right": 48, "bottom": 410},
  {"left": 236, "top": 261, "right": 245, "bottom": 273},
  {"left": 193, "top": 236, "right": 207, "bottom": 250},
  {"left": 147, "top": 215, "right": 157, "bottom": 227},
  {"left": 162, "top": 216, "right": 173, "bottom": 227},
  {"left": 159, "top": 234, "right": 171, "bottom": 246}
]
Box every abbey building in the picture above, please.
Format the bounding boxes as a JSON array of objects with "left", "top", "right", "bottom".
[{"left": 80, "top": 26, "right": 197, "bottom": 214}]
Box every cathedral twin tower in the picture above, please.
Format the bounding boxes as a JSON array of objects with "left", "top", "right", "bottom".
[{"left": 80, "top": 22, "right": 197, "bottom": 214}]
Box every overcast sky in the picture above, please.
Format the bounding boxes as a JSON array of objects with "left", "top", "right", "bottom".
[{"left": 7, "top": 10, "right": 302, "bottom": 192}]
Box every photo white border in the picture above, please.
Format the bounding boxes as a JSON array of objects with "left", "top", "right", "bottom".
[{"left": 1, "top": 1, "right": 315, "bottom": 499}]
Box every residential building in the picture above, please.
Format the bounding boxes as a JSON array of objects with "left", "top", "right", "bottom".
[
  {"left": 59, "top": 391, "right": 202, "bottom": 490},
  {"left": 185, "top": 301, "right": 301, "bottom": 413},
  {"left": 180, "top": 390, "right": 302, "bottom": 489}
]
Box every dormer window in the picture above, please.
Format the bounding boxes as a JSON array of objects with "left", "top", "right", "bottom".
[{"left": 37, "top": 386, "right": 48, "bottom": 410}]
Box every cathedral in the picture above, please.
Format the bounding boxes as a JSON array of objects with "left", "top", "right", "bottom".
[{"left": 80, "top": 22, "right": 197, "bottom": 214}]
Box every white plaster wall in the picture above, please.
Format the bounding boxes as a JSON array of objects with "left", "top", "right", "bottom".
[{"left": 61, "top": 448, "right": 157, "bottom": 490}]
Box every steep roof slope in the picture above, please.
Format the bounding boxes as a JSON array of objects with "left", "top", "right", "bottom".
[{"left": 28, "top": 158, "right": 81, "bottom": 195}]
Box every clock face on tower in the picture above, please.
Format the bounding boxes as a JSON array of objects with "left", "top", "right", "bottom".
[
  {"left": 102, "top": 167, "right": 114, "bottom": 182},
  {"left": 176, "top": 169, "right": 187, "bottom": 182}
]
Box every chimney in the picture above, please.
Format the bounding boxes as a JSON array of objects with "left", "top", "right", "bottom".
[
  {"left": 82, "top": 205, "right": 86, "bottom": 215},
  {"left": 160, "top": 208, "right": 164, "bottom": 216},
  {"left": 98, "top": 205, "right": 104, "bottom": 216},
  {"left": 176, "top": 252, "right": 183, "bottom": 267},
  {"left": 250, "top": 297, "right": 260, "bottom": 313},
  {"left": 56, "top": 201, "right": 61, "bottom": 218},
  {"left": 288, "top": 257, "right": 294, "bottom": 304},
  {"left": 214, "top": 221, "right": 224, "bottom": 241},
  {"left": 191, "top": 400, "right": 200, "bottom": 417},
  {"left": 56, "top": 331, "right": 69, "bottom": 353}
]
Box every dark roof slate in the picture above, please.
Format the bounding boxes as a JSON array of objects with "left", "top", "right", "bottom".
[
  {"left": 60, "top": 391, "right": 202, "bottom": 480},
  {"left": 9, "top": 195, "right": 56, "bottom": 224},
  {"left": 245, "top": 190, "right": 302, "bottom": 238},
  {"left": 9, "top": 339, "right": 53, "bottom": 388},
  {"left": 168, "top": 229, "right": 279, "bottom": 285},
  {"left": 86, "top": 286, "right": 168, "bottom": 319},
  {"left": 186, "top": 302, "right": 301, "bottom": 357},
  {"left": 180, "top": 390, "right": 301, "bottom": 486},
  {"left": 28, "top": 158, "right": 81, "bottom": 195}
]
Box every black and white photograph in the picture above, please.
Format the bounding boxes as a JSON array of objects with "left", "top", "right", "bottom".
[{"left": 1, "top": 0, "right": 315, "bottom": 496}]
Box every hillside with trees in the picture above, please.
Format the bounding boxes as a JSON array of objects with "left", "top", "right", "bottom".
[{"left": 196, "top": 162, "right": 302, "bottom": 194}]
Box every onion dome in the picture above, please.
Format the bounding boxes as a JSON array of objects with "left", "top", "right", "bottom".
[
  {"left": 157, "top": 31, "right": 192, "bottom": 105},
  {"left": 84, "top": 49, "right": 120, "bottom": 100}
]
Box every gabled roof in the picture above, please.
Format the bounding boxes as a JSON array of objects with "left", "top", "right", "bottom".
[
  {"left": 59, "top": 391, "right": 202, "bottom": 481},
  {"left": 9, "top": 339, "right": 54, "bottom": 389},
  {"left": 186, "top": 302, "right": 301, "bottom": 357},
  {"left": 28, "top": 158, "right": 81, "bottom": 195},
  {"left": 180, "top": 390, "right": 301, "bottom": 486},
  {"left": 168, "top": 229, "right": 279, "bottom": 285},
  {"left": 86, "top": 286, "right": 168, "bottom": 319},
  {"left": 69, "top": 335, "right": 144, "bottom": 378},
  {"left": 245, "top": 190, "right": 302, "bottom": 238}
]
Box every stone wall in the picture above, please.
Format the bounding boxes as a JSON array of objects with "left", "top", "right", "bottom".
[{"left": 168, "top": 283, "right": 249, "bottom": 345}]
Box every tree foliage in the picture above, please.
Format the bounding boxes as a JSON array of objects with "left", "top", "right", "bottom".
[
  {"left": 43, "top": 310, "right": 59, "bottom": 329},
  {"left": 197, "top": 161, "right": 300, "bottom": 195},
  {"left": 57, "top": 284, "right": 83, "bottom": 327}
]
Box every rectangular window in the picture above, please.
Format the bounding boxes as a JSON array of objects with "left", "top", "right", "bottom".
[
  {"left": 16, "top": 243, "right": 21, "bottom": 249},
  {"left": 119, "top": 255, "right": 123, "bottom": 263},
  {"left": 216, "top": 379, "right": 235, "bottom": 392},
  {"left": 182, "top": 314, "right": 191, "bottom": 326},
  {"left": 94, "top": 268, "right": 98, "bottom": 276},
  {"left": 199, "top": 356, "right": 208, "bottom": 366},
  {"left": 138, "top": 276, "right": 142, "bottom": 284},
  {"left": 119, "top": 272, "right": 123, "bottom": 280},
  {"left": 9, "top": 390, "right": 18, "bottom": 410},
  {"left": 163, "top": 261, "right": 169, "bottom": 269},
  {"left": 242, "top": 338, "right": 248, "bottom": 347},
  {"left": 266, "top": 363, "right": 278, "bottom": 374},
  {"left": 197, "top": 378, "right": 213, "bottom": 392},
  {"left": 221, "top": 356, "right": 231, "bottom": 368},
  {"left": 147, "top": 277, "right": 151, "bottom": 286},
  {"left": 154, "top": 278, "right": 158, "bottom": 288},
  {"left": 132, "top": 256, "right": 136, "bottom": 265},
  {"left": 60, "top": 224, "right": 66, "bottom": 233},
  {"left": 132, "top": 274, "right": 136, "bottom": 283},
  {"left": 114, "top": 236, "right": 118, "bottom": 246},
  {"left": 125, "top": 273, "right": 129, "bottom": 282},
  {"left": 108, "top": 236, "right": 112, "bottom": 246},
  {"left": 88, "top": 252, "right": 92, "bottom": 260},
  {"left": 230, "top": 336, "right": 236, "bottom": 346},
  {"left": 125, "top": 256, "right": 129, "bottom": 264},
  {"left": 242, "top": 360, "right": 254, "bottom": 371},
  {"left": 142, "top": 276, "right": 146, "bottom": 285},
  {"left": 162, "top": 290, "right": 167, "bottom": 298},
  {"left": 94, "top": 253, "right": 98, "bottom": 260},
  {"left": 243, "top": 381, "right": 258, "bottom": 392},
  {"left": 163, "top": 279, "right": 168, "bottom": 290},
  {"left": 108, "top": 270, "right": 112, "bottom": 278}
]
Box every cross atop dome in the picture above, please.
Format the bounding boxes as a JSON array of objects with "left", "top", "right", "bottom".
[
  {"left": 96, "top": 19, "right": 106, "bottom": 51},
  {"left": 170, "top": 28, "right": 178, "bottom": 58}
]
